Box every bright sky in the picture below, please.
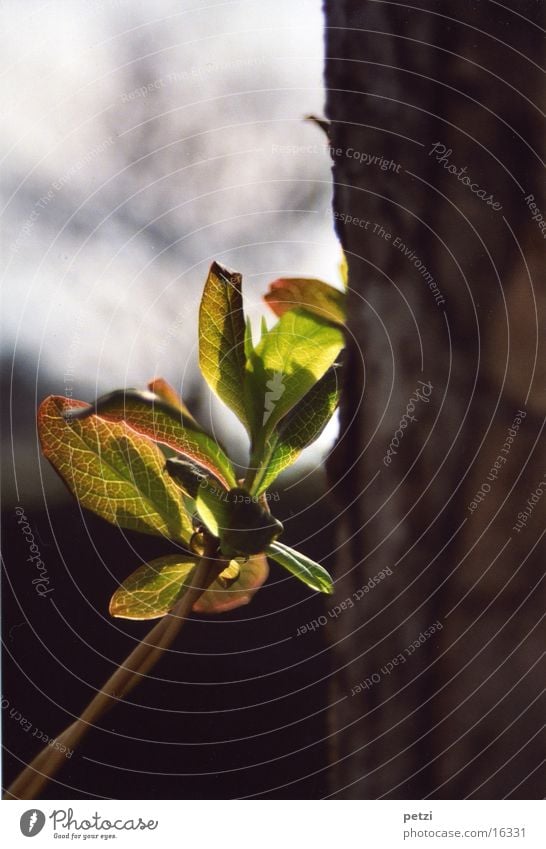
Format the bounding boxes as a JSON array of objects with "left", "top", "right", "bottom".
[{"left": 1, "top": 0, "right": 342, "bottom": 486}]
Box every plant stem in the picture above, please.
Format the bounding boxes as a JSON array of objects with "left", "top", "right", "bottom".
[
  {"left": 4, "top": 538, "right": 226, "bottom": 801},
  {"left": 243, "top": 433, "right": 277, "bottom": 495}
]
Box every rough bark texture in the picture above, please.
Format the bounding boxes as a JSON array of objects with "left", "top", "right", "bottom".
[{"left": 324, "top": 1, "right": 545, "bottom": 798}]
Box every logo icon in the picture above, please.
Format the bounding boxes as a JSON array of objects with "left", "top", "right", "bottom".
[
  {"left": 20, "top": 809, "right": 46, "bottom": 837},
  {"left": 262, "top": 371, "right": 285, "bottom": 425}
]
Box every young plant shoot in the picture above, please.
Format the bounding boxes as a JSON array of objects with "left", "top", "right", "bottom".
[{"left": 8, "top": 262, "right": 344, "bottom": 799}]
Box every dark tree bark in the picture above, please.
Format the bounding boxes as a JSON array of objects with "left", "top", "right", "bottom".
[{"left": 324, "top": 1, "right": 545, "bottom": 798}]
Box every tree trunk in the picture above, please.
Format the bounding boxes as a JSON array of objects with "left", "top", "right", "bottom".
[{"left": 324, "top": 0, "right": 545, "bottom": 798}]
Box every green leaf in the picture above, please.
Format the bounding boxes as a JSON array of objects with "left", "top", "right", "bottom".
[
  {"left": 38, "top": 396, "right": 193, "bottom": 542},
  {"left": 244, "top": 309, "right": 344, "bottom": 476},
  {"left": 109, "top": 552, "right": 269, "bottom": 619},
  {"left": 264, "top": 277, "right": 346, "bottom": 325},
  {"left": 266, "top": 541, "right": 334, "bottom": 594},
  {"left": 254, "top": 364, "right": 341, "bottom": 495},
  {"left": 194, "top": 478, "right": 231, "bottom": 539},
  {"left": 199, "top": 261, "right": 249, "bottom": 431},
  {"left": 64, "top": 389, "right": 237, "bottom": 490},
  {"left": 109, "top": 555, "right": 196, "bottom": 619}
]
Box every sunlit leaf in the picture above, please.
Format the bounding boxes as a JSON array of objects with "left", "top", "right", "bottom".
[
  {"left": 199, "top": 261, "right": 249, "bottom": 431},
  {"left": 64, "top": 389, "right": 237, "bottom": 490},
  {"left": 38, "top": 396, "right": 193, "bottom": 542},
  {"left": 264, "top": 277, "right": 346, "bottom": 325},
  {"left": 109, "top": 555, "right": 196, "bottom": 619},
  {"left": 254, "top": 365, "right": 341, "bottom": 495},
  {"left": 266, "top": 541, "right": 334, "bottom": 594},
  {"left": 244, "top": 309, "right": 344, "bottom": 465},
  {"left": 194, "top": 477, "right": 231, "bottom": 538},
  {"left": 109, "top": 552, "right": 269, "bottom": 619}
]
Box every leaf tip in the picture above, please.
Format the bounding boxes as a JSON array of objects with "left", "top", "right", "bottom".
[
  {"left": 209, "top": 260, "right": 242, "bottom": 288},
  {"left": 108, "top": 592, "right": 126, "bottom": 618}
]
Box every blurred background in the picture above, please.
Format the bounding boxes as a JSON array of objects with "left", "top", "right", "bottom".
[
  {"left": 2, "top": 0, "right": 343, "bottom": 503},
  {"left": 2, "top": 0, "right": 345, "bottom": 798}
]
